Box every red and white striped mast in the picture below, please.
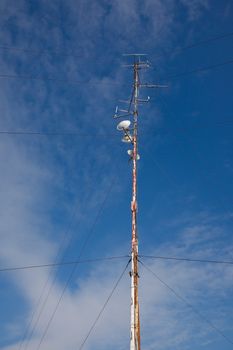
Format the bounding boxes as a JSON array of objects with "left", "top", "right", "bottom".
[
  {"left": 130, "top": 60, "right": 140, "bottom": 350},
  {"left": 114, "top": 54, "right": 165, "bottom": 350}
]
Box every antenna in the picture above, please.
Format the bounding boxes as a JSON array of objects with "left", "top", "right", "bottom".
[
  {"left": 117, "top": 120, "right": 131, "bottom": 131},
  {"left": 113, "top": 55, "right": 166, "bottom": 350}
]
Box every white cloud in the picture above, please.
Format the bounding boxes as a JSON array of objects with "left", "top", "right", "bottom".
[
  {"left": 1, "top": 208, "right": 233, "bottom": 349},
  {"left": 180, "top": 0, "right": 209, "bottom": 20},
  {"left": 3, "top": 1, "right": 232, "bottom": 350}
]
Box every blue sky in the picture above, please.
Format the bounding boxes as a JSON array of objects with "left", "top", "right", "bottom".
[{"left": 0, "top": 0, "right": 233, "bottom": 349}]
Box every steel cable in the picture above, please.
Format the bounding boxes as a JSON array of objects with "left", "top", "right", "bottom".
[
  {"left": 77, "top": 259, "right": 131, "bottom": 350},
  {"left": 0, "top": 256, "right": 129, "bottom": 273},
  {"left": 35, "top": 175, "right": 117, "bottom": 350},
  {"left": 139, "top": 259, "right": 233, "bottom": 346},
  {"left": 140, "top": 255, "right": 233, "bottom": 266}
]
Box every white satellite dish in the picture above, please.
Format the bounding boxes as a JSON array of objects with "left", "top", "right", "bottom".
[
  {"left": 127, "top": 150, "right": 140, "bottom": 160},
  {"left": 117, "top": 120, "right": 131, "bottom": 131},
  {"left": 122, "top": 135, "right": 132, "bottom": 143}
]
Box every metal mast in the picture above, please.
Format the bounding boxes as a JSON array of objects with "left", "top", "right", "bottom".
[
  {"left": 114, "top": 54, "right": 166, "bottom": 350},
  {"left": 130, "top": 60, "right": 140, "bottom": 350}
]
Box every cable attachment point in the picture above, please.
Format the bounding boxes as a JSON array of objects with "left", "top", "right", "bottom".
[{"left": 129, "top": 271, "right": 139, "bottom": 278}]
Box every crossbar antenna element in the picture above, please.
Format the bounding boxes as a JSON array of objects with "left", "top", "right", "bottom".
[{"left": 113, "top": 54, "right": 166, "bottom": 350}]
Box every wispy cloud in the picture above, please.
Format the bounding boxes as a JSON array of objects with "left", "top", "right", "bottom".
[
  {"left": 2, "top": 211, "right": 232, "bottom": 350},
  {"left": 3, "top": 1, "right": 233, "bottom": 350}
]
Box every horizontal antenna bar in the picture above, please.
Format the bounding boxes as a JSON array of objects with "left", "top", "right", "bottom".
[
  {"left": 138, "top": 63, "right": 150, "bottom": 68},
  {"left": 122, "top": 53, "right": 147, "bottom": 56},
  {"left": 140, "top": 84, "right": 168, "bottom": 88},
  {"left": 113, "top": 113, "right": 132, "bottom": 119},
  {"left": 137, "top": 99, "right": 150, "bottom": 103},
  {"left": 119, "top": 100, "right": 131, "bottom": 104},
  {"left": 122, "top": 63, "right": 150, "bottom": 69},
  {"left": 122, "top": 64, "right": 134, "bottom": 68},
  {"left": 119, "top": 109, "right": 129, "bottom": 113}
]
